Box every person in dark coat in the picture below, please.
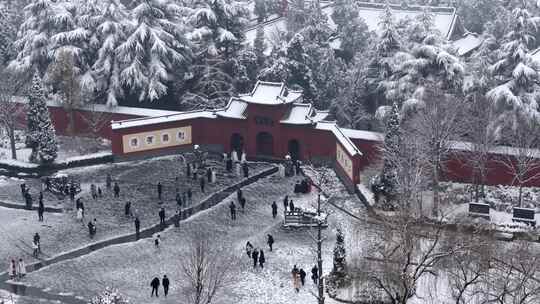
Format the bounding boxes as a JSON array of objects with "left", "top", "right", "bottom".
[
  {"left": 267, "top": 234, "right": 274, "bottom": 251},
  {"left": 311, "top": 265, "right": 319, "bottom": 284},
  {"left": 162, "top": 275, "right": 170, "bottom": 297},
  {"left": 245, "top": 241, "right": 253, "bottom": 258},
  {"left": 33, "top": 233, "right": 41, "bottom": 253},
  {"left": 25, "top": 192, "right": 33, "bottom": 210},
  {"left": 20, "top": 183, "right": 26, "bottom": 199},
  {"left": 237, "top": 189, "right": 243, "bottom": 202},
  {"left": 283, "top": 195, "right": 289, "bottom": 210},
  {"left": 207, "top": 168, "right": 212, "bottom": 183},
  {"left": 271, "top": 201, "right": 277, "bottom": 218},
  {"left": 242, "top": 162, "right": 249, "bottom": 178},
  {"left": 289, "top": 200, "right": 295, "bottom": 212},
  {"left": 38, "top": 199, "right": 45, "bottom": 222},
  {"left": 299, "top": 268, "right": 306, "bottom": 286},
  {"left": 229, "top": 201, "right": 236, "bottom": 220},
  {"left": 176, "top": 192, "right": 182, "bottom": 207},
  {"left": 259, "top": 249, "right": 265, "bottom": 268},
  {"left": 240, "top": 197, "right": 246, "bottom": 211},
  {"left": 113, "top": 182, "right": 120, "bottom": 198},
  {"left": 200, "top": 177, "right": 205, "bottom": 193},
  {"left": 186, "top": 162, "right": 191, "bottom": 177},
  {"left": 88, "top": 221, "right": 95, "bottom": 237},
  {"left": 151, "top": 277, "right": 160, "bottom": 297},
  {"left": 134, "top": 217, "right": 141, "bottom": 239},
  {"left": 157, "top": 182, "right": 162, "bottom": 200},
  {"left": 97, "top": 187, "right": 103, "bottom": 198},
  {"left": 39, "top": 191, "right": 43, "bottom": 204},
  {"left": 125, "top": 201, "right": 131, "bottom": 216},
  {"left": 159, "top": 208, "right": 166, "bottom": 225},
  {"left": 251, "top": 248, "right": 259, "bottom": 268}
]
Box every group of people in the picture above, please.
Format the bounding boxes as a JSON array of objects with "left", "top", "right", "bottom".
[
  {"left": 245, "top": 241, "right": 265, "bottom": 268},
  {"left": 291, "top": 265, "right": 319, "bottom": 292},
  {"left": 150, "top": 275, "right": 170, "bottom": 297},
  {"left": 7, "top": 258, "right": 26, "bottom": 280},
  {"left": 283, "top": 195, "right": 297, "bottom": 213}
]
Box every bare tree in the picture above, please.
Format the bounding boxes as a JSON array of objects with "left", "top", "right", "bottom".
[
  {"left": 463, "top": 94, "right": 497, "bottom": 202},
  {"left": 0, "top": 68, "right": 28, "bottom": 160},
  {"left": 47, "top": 50, "right": 82, "bottom": 135},
  {"left": 79, "top": 96, "right": 113, "bottom": 152},
  {"left": 497, "top": 121, "right": 540, "bottom": 207},
  {"left": 180, "top": 233, "right": 234, "bottom": 304},
  {"left": 409, "top": 89, "right": 466, "bottom": 216}
]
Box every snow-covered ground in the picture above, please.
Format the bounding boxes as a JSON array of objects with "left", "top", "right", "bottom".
[{"left": 19, "top": 172, "right": 366, "bottom": 304}]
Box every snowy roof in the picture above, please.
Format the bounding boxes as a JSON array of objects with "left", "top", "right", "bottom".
[
  {"left": 215, "top": 98, "right": 248, "bottom": 119},
  {"left": 316, "top": 122, "right": 362, "bottom": 156},
  {"left": 340, "top": 128, "right": 384, "bottom": 142},
  {"left": 111, "top": 110, "right": 215, "bottom": 130},
  {"left": 239, "top": 81, "right": 303, "bottom": 105},
  {"left": 449, "top": 141, "right": 540, "bottom": 159},
  {"left": 451, "top": 33, "right": 483, "bottom": 56},
  {"left": 245, "top": 2, "right": 459, "bottom": 49},
  {"left": 281, "top": 103, "right": 329, "bottom": 125}
]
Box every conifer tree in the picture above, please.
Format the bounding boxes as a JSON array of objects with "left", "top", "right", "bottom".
[
  {"left": 381, "top": 101, "right": 400, "bottom": 197},
  {"left": 332, "top": 227, "right": 346, "bottom": 277},
  {"left": 27, "top": 72, "right": 57, "bottom": 164},
  {"left": 254, "top": 25, "right": 266, "bottom": 67}
]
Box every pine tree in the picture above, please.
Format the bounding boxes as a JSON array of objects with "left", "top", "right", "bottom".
[
  {"left": 254, "top": 25, "right": 266, "bottom": 67},
  {"left": 27, "top": 72, "right": 57, "bottom": 164},
  {"left": 189, "top": 0, "right": 248, "bottom": 59},
  {"left": 286, "top": 0, "right": 307, "bottom": 35},
  {"left": 381, "top": 101, "right": 400, "bottom": 197},
  {"left": 486, "top": 7, "right": 540, "bottom": 136},
  {"left": 377, "top": 3, "right": 400, "bottom": 59},
  {"left": 92, "top": 0, "right": 129, "bottom": 106},
  {"left": 254, "top": 0, "right": 267, "bottom": 22},
  {"left": 332, "top": 227, "right": 346, "bottom": 277},
  {"left": 118, "top": 0, "right": 192, "bottom": 102}
]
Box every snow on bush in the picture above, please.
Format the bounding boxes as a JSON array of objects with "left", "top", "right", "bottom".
[{"left": 89, "top": 288, "right": 129, "bottom": 304}]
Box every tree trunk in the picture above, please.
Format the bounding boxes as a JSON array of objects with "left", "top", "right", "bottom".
[
  {"left": 8, "top": 127, "right": 16, "bottom": 160},
  {"left": 317, "top": 193, "right": 324, "bottom": 304},
  {"left": 518, "top": 184, "right": 523, "bottom": 208},
  {"left": 432, "top": 162, "right": 439, "bottom": 217}
]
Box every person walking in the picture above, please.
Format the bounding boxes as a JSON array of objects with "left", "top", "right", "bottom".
[
  {"left": 113, "top": 182, "right": 120, "bottom": 198},
  {"left": 125, "top": 201, "right": 132, "bottom": 217},
  {"left": 162, "top": 275, "right": 170, "bottom": 297},
  {"left": 90, "top": 184, "right": 97, "bottom": 200},
  {"left": 20, "top": 183, "right": 26, "bottom": 199},
  {"left": 229, "top": 201, "right": 236, "bottom": 220},
  {"left": 292, "top": 265, "right": 300, "bottom": 292},
  {"left": 76, "top": 207, "right": 84, "bottom": 223},
  {"left": 289, "top": 200, "right": 295, "bottom": 212},
  {"left": 38, "top": 200, "right": 45, "bottom": 222},
  {"left": 311, "top": 265, "right": 318, "bottom": 284},
  {"left": 8, "top": 259, "right": 16, "bottom": 279},
  {"left": 267, "top": 234, "right": 274, "bottom": 252},
  {"left": 240, "top": 197, "right": 246, "bottom": 211},
  {"left": 33, "top": 233, "right": 40, "bottom": 253},
  {"left": 259, "top": 249, "right": 265, "bottom": 268},
  {"left": 283, "top": 195, "right": 289, "bottom": 211},
  {"left": 150, "top": 277, "right": 160, "bottom": 297},
  {"left": 17, "top": 258, "right": 26, "bottom": 279},
  {"left": 159, "top": 208, "right": 166, "bottom": 226},
  {"left": 106, "top": 174, "right": 112, "bottom": 189},
  {"left": 134, "top": 217, "right": 141, "bottom": 239},
  {"left": 176, "top": 192, "right": 182, "bottom": 207},
  {"left": 251, "top": 248, "right": 259, "bottom": 268},
  {"left": 245, "top": 241, "right": 253, "bottom": 259},
  {"left": 299, "top": 268, "right": 306, "bottom": 286},
  {"left": 200, "top": 177, "right": 205, "bottom": 193},
  {"left": 157, "top": 182, "right": 162, "bottom": 200},
  {"left": 154, "top": 234, "right": 161, "bottom": 248},
  {"left": 271, "top": 201, "right": 277, "bottom": 219},
  {"left": 98, "top": 187, "right": 103, "bottom": 198},
  {"left": 237, "top": 189, "right": 243, "bottom": 202}
]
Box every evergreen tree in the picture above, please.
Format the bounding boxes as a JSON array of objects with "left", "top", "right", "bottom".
[
  {"left": 332, "top": 227, "right": 346, "bottom": 277},
  {"left": 92, "top": 0, "right": 129, "bottom": 106},
  {"left": 286, "top": 0, "right": 307, "bottom": 35},
  {"left": 189, "top": 0, "right": 248, "bottom": 59},
  {"left": 381, "top": 101, "right": 400, "bottom": 197},
  {"left": 117, "top": 0, "right": 192, "bottom": 102},
  {"left": 486, "top": 7, "right": 540, "bottom": 136},
  {"left": 254, "top": 25, "right": 266, "bottom": 67},
  {"left": 377, "top": 3, "right": 401, "bottom": 59},
  {"left": 0, "top": 5, "right": 18, "bottom": 65},
  {"left": 27, "top": 72, "right": 57, "bottom": 164}
]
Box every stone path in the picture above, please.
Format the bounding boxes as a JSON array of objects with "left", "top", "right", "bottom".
[{"left": 0, "top": 166, "right": 278, "bottom": 304}]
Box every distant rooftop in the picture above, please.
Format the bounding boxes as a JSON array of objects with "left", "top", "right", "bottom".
[{"left": 239, "top": 81, "right": 303, "bottom": 105}]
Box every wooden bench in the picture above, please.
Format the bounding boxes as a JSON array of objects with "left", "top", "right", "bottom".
[
  {"left": 468, "top": 202, "right": 490, "bottom": 221},
  {"left": 512, "top": 207, "right": 536, "bottom": 227},
  {"left": 283, "top": 209, "right": 328, "bottom": 228}
]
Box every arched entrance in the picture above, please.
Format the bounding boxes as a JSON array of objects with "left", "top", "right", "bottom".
[
  {"left": 256, "top": 132, "right": 274, "bottom": 156},
  {"left": 230, "top": 133, "right": 244, "bottom": 154},
  {"left": 288, "top": 139, "right": 301, "bottom": 160}
]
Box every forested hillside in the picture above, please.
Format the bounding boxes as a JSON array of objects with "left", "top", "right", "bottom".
[{"left": 0, "top": 0, "right": 539, "bottom": 144}]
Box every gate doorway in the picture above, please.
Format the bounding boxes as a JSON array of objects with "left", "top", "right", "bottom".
[
  {"left": 288, "top": 139, "right": 301, "bottom": 160},
  {"left": 256, "top": 132, "right": 274, "bottom": 156},
  {"left": 230, "top": 133, "right": 244, "bottom": 154}
]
